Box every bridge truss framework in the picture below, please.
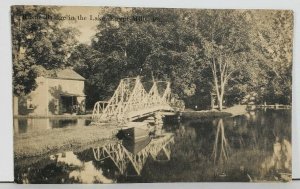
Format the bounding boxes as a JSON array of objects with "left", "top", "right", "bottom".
[
  {"left": 92, "top": 133, "right": 175, "bottom": 176},
  {"left": 92, "top": 76, "right": 184, "bottom": 123}
]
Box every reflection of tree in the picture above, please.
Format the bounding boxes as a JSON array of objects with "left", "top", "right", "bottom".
[
  {"left": 260, "top": 137, "right": 292, "bottom": 181},
  {"left": 211, "top": 119, "right": 230, "bottom": 164},
  {"left": 52, "top": 151, "right": 114, "bottom": 183}
]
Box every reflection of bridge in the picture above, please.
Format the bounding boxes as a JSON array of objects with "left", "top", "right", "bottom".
[
  {"left": 92, "top": 76, "right": 185, "bottom": 123},
  {"left": 92, "top": 133, "right": 174, "bottom": 176}
]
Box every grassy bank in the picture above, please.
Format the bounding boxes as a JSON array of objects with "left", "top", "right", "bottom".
[
  {"left": 14, "top": 123, "right": 119, "bottom": 159},
  {"left": 182, "top": 105, "right": 247, "bottom": 120},
  {"left": 223, "top": 105, "right": 248, "bottom": 117},
  {"left": 14, "top": 138, "right": 118, "bottom": 168},
  {"left": 181, "top": 110, "right": 231, "bottom": 120},
  {"left": 15, "top": 105, "right": 247, "bottom": 159}
]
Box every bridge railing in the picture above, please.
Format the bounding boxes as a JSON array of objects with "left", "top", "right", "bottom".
[
  {"left": 126, "top": 102, "right": 165, "bottom": 113},
  {"left": 92, "top": 76, "right": 185, "bottom": 122},
  {"left": 92, "top": 101, "right": 108, "bottom": 119}
]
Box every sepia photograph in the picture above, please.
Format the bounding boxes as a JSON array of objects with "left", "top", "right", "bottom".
[{"left": 11, "top": 5, "right": 293, "bottom": 183}]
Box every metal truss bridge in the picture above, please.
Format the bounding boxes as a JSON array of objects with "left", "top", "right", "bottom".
[
  {"left": 92, "top": 133, "right": 174, "bottom": 176},
  {"left": 92, "top": 76, "right": 185, "bottom": 123}
]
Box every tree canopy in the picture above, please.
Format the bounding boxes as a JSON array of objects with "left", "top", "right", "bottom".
[
  {"left": 70, "top": 8, "right": 292, "bottom": 109},
  {"left": 12, "top": 7, "right": 293, "bottom": 109},
  {"left": 12, "top": 5, "right": 78, "bottom": 96}
]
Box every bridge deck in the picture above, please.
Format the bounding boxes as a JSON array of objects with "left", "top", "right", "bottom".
[
  {"left": 127, "top": 105, "right": 175, "bottom": 121},
  {"left": 92, "top": 76, "right": 184, "bottom": 123}
]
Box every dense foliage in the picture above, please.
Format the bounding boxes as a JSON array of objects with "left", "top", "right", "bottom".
[
  {"left": 12, "top": 7, "right": 293, "bottom": 110},
  {"left": 12, "top": 6, "right": 78, "bottom": 96},
  {"left": 70, "top": 8, "right": 293, "bottom": 109}
]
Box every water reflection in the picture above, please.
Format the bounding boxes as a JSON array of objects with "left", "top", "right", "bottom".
[
  {"left": 52, "top": 151, "right": 114, "bottom": 184},
  {"left": 161, "top": 109, "right": 291, "bottom": 182},
  {"left": 260, "top": 137, "right": 292, "bottom": 181},
  {"left": 69, "top": 161, "right": 114, "bottom": 184},
  {"left": 14, "top": 109, "right": 291, "bottom": 183},
  {"left": 211, "top": 119, "right": 230, "bottom": 165},
  {"left": 92, "top": 133, "right": 174, "bottom": 176},
  {"left": 13, "top": 118, "right": 91, "bottom": 135},
  {"left": 210, "top": 119, "right": 232, "bottom": 179},
  {"left": 223, "top": 110, "right": 291, "bottom": 182},
  {"left": 15, "top": 133, "right": 174, "bottom": 183}
]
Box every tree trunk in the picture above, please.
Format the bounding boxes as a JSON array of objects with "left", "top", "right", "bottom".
[
  {"left": 218, "top": 94, "right": 223, "bottom": 111},
  {"left": 13, "top": 96, "right": 19, "bottom": 116},
  {"left": 219, "top": 82, "right": 226, "bottom": 111},
  {"left": 211, "top": 57, "right": 226, "bottom": 111}
]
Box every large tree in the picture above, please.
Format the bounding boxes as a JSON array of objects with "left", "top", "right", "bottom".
[
  {"left": 193, "top": 10, "right": 254, "bottom": 110},
  {"left": 12, "top": 5, "right": 78, "bottom": 96},
  {"left": 70, "top": 8, "right": 293, "bottom": 109},
  {"left": 71, "top": 8, "right": 201, "bottom": 108}
]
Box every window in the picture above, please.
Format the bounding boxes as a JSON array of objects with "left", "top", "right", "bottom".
[
  {"left": 54, "top": 99, "right": 59, "bottom": 112},
  {"left": 27, "top": 98, "right": 34, "bottom": 109}
]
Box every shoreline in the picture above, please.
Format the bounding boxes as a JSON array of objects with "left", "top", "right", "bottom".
[
  {"left": 222, "top": 105, "right": 248, "bottom": 117},
  {"left": 14, "top": 114, "right": 93, "bottom": 119},
  {"left": 181, "top": 105, "right": 248, "bottom": 120},
  {"left": 14, "top": 138, "right": 118, "bottom": 168},
  {"left": 14, "top": 105, "right": 248, "bottom": 159},
  {"left": 181, "top": 111, "right": 231, "bottom": 120},
  {"left": 14, "top": 123, "right": 119, "bottom": 159}
]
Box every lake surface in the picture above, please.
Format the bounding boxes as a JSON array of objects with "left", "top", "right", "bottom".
[
  {"left": 14, "top": 109, "right": 292, "bottom": 183},
  {"left": 13, "top": 118, "right": 91, "bottom": 135}
]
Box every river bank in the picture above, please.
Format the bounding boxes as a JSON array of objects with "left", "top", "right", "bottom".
[
  {"left": 181, "top": 111, "right": 231, "bottom": 120},
  {"left": 223, "top": 105, "right": 248, "bottom": 116},
  {"left": 14, "top": 105, "right": 247, "bottom": 159},
  {"left": 14, "top": 114, "right": 93, "bottom": 119},
  {"left": 14, "top": 123, "right": 119, "bottom": 159},
  {"left": 182, "top": 105, "right": 247, "bottom": 120}
]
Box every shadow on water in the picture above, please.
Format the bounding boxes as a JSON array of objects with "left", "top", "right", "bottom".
[
  {"left": 14, "top": 150, "right": 116, "bottom": 184},
  {"left": 140, "top": 109, "right": 291, "bottom": 182},
  {"left": 14, "top": 109, "right": 291, "bottom": 183},
  {"left": 13, "top": 118, "right": 92, "bottom": 135},
  {"left": 14, "top": 133, "right": 175, "bottom": 184}
]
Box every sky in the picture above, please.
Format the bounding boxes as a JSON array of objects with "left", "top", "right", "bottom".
[{"left": 59, "top": 6, "right": 105, "bottom": 44}]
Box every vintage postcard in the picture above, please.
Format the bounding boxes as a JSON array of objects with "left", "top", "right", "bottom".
[{"left": 12, "top": 5, "right": 293, "bottom": 183}]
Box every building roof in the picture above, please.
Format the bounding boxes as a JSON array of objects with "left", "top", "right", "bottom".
[
  {"left": 54, "top": 69, "right": 85, "bottom": 81},
  {"left": 36, "top": 66, "right": 85, "bottom": 81},
  {"left": 59, "top": 91, "right": 86, "bottom": 97}
]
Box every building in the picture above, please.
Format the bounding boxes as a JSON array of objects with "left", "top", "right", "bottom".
[{"left": 13, "top": 69, "right": 86, "bottom": 116}]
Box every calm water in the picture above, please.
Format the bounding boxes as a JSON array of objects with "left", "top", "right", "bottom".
[
  {"left": 13, "top": 118, "right": 91, "bottom": 135},
  {"left": 14, "top": 109, "right": 291, "bottom": 183}
]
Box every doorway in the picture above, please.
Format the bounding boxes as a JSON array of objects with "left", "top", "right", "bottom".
[{"left": 61, "top": 96, "right": 77, "bottom": 114}]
